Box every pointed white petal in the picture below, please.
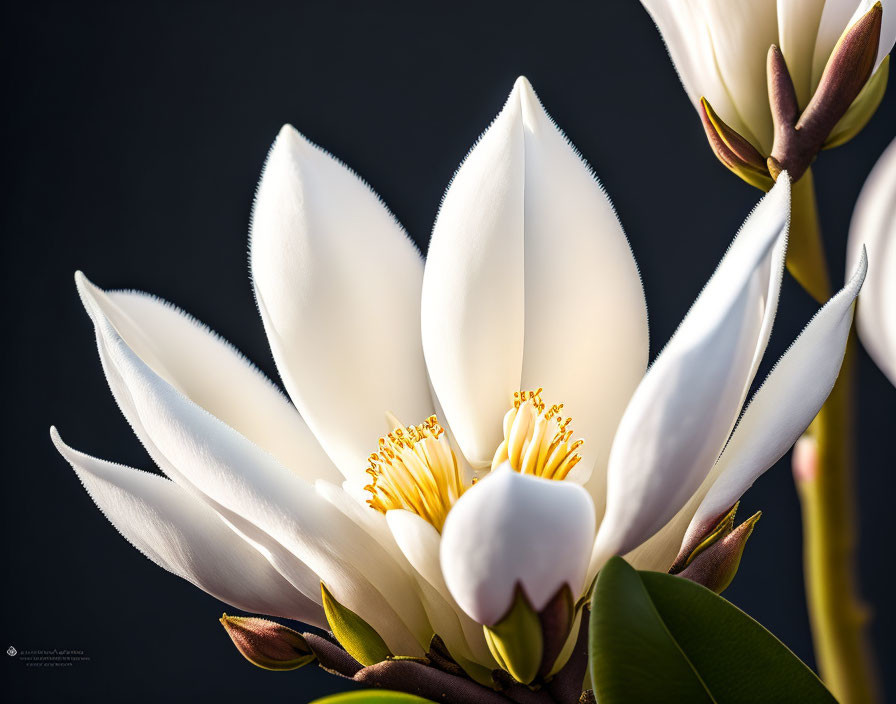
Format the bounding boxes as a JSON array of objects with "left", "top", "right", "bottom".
[
  {"left": 440, "top": 466, "right": 596, "bottom": 626},
  {"left": 813, "top": 0, "right": 896, "bottom": 86},
  {"left": 85, "top": 285, "right": 340, "bottom": 485},
  {"left": 76, "top": 274, "right": 427, "bottom": 655},
  {"left": 592, "top": 177, "right": 791, "bottom": 567},
  {"left": 640, "top": 0, "right": 765, "bottom": 149},
  {"left": 250, "top": 125, "right": 433, "bottom": 484},
  {"left": 847, "top": 137, "right": 896, "bottom": 386},
  {"left": 514, "top": 79, "right": 649, "bottom": 504},
  {"left": 52, "top": 428, "right": 326, "bottom": 626},
  {"left": 422, "top": 78, "right": 648, "bottom": 478},
  {"left": 687, "top": 250, "right": 867, "bottom": 537},
  {"left": 421, "top": 83, "right": 526, "bottom": 468}
]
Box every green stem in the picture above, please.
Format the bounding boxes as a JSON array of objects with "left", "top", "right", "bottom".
[
  {"left": 791, "top": 176, "right": 878, "bottom": 703},
  {"left": 787, "top": 169, "right": 830, "bottom": 304}
]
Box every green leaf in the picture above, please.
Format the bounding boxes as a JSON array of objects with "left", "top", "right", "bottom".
[
  {"left": 589, "top": 557, "right": 836, "bottom": 703},
  {"left": 310, "top": 691, "right": 434, "bottom": 704},
  {"left": 321, "top": 581, "right": 392, "bottom": 666}
]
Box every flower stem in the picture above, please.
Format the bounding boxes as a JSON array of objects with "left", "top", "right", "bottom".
[
  {"left": 787, "top": 170, "right": 830, "bottom": 303},
  {"left": 791, "top": 174, "right": 878, "bottom": 703}
]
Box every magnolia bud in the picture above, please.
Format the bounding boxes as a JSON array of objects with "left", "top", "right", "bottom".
[
  {"left": 669, "top": 503, "right": 761, "bottom": 594},
  {"left": 676, "top": 512, "right": 762, "bottom": 594},
  {"left": 219, "top": 614, "right": 315, "bottom": 671}
]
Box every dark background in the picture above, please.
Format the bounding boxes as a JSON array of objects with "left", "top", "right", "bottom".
[{"left": 3, "top": 1, "right": 894, "bottom": 701}]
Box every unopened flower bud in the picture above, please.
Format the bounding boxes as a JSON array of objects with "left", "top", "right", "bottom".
[
  {"left": 219, "top": 614, "right": 315, "bottom": 671},
  {"left": 676, "top": 512, "right": 761, "bottom": 594},
  {"left": 669, "top": 502, "right": 761, "bottom": 594}
]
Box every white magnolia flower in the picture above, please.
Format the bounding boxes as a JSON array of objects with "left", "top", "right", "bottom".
[
  {"left": 847, "top": 136, "right": 896, "bottom": 386},
  {"left": 53, "top": 78, "right": 864, "bottom": 682},
  {"left": 641, "top": 0, "right": 896, "bottom": 155}
]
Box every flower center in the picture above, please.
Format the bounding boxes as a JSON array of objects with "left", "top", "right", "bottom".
[
  {"left": 364, "top": 390, "right": 583, "bottom": 531},
  {"left": 491, "top": 388, "right": 583, "bottom": 479},
  {"left": 364, "top": 416, "right": 464, "bottom": 532}
]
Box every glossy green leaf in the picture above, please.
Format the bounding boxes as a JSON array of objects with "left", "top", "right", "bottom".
[
  {"left": 589, "top": 557, "right": 836, "bottom": 703},
  {"left": 310, "top": 691, "right": 434, "bottom": 704},
  {"left": 321, "top": 581, "right": 392, "bottom": 666}
]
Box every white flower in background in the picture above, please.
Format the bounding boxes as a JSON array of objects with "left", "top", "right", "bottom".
[
  {"left": 641, "top": 0, "right": 896, "bottom": 155},
  {"left": 52, "top": 78, "right": 864, "bottom": 684},
  {"left": 847, "top": 137, "right": 896, "bottom": 386}
]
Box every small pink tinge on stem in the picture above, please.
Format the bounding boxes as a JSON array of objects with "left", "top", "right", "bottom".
[{"left": 792, "top": 434, "right": 819, "bottom": 483}]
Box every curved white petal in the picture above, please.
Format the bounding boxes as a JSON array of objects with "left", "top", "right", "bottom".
[
  {"left": 813, "top": 0, "right": 896, "bottom": 87},
  {"left": 778, "top": 0, "right": 829, "bottom": 105},
  {"left": 515, "top": 79, "right": 649, "bottom": 503},
  {"left": 422, "top": 77, "right": 648, "bottom": 480},
  {"left": 689, "top": 249, "right": 868, "bottom": 537},
  {"left": 76, "top": 274, "right": 427, "bottom": 655},
  {"left": 51, "top": 428, "right": 326, "bottom": 627},
  {"left": 440, "top": 466, "right": 596, "bottom": 626},
  {"left": 847, "top": 137, "right": 896, "bottom": 386},
  {"left": 421, "top": 82, "right": 526, "bottom": 468},
  {"left": 385, "top": 510, "right": 496, "bottom": 667},
  {"left": 91, "top": 286, "right": 340, "bottom": 485},
  {"left": 387, "top": 509, "right": 447, "bottom": 593},
  {"left": 639, "top": 0, "right": 764, "bottom": 149},
  {"left": 592, "top": 176, "right": 791, "bottom": 568},
  {"left": 250, "top": 125, "right": 433, "bottom": 484}
]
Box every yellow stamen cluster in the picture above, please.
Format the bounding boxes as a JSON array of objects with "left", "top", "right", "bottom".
[
  {"left": 364, "top": 416, "right": 465, "bottom": 532},
  {"left": 491, "top": 389, "right": 583, "bottom": 480}
]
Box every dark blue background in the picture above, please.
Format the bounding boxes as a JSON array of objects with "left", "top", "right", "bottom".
[{"left": 3, "top": 1, "right": 894, "bottom": 701}]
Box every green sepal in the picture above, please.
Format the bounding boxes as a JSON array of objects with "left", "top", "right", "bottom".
[
  {"left": 483, "top": 585, "right": 543, "bottom": 685},
  {"left": 321, "top": 581, "right": 392, "bottom": 666},
  {"left": 309, "top": 691, "right": 434, "bottom": 704},
  {"left": 589, "top": 557, "right": 836, "bottom": 703},
  {"left": 825, "top": 56, "right": 889, "bottom": 149}
]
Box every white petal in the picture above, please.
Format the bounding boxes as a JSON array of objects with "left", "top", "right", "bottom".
[
  {"left": 387, "top": 509, "right": 447, "bottom": 594},
  {"left": 813, "top": 0, "right": 896, "bottom": 87},
  {"left": 640, "top": 0, "right": 764, "bottom": 149},
  {"left": 89, "top": 285, "right": 341, "bottom": 484},
  {"left": 76, "top": 274, "right": 428, "bottom": 655},
  {"left": 847, "top": 137, "right": 896, "bottom": 386},
  {"left": 777, "top": 0, "right": 830, "bottom": 105},
  {"left": 688, "top": 249, "right": 868, "bottom": 537},
  {"left": 699, "top": 0, "right": 780, "bottom": 153},
  {"left": 385, "top": 510, "right": 496, "bottom": 667},
  {"left": 51, "top": 428, "right": 325, "bottom": 626},
  {"left": 250, "top": 125, "right": 433, "bottom": 484},
  {"left": 421, "top": 82, "right": 526, "bottom": 468},
  {"left": 514, "top": 79, "right": 649, "bottom": 505},
  {"left": 440, "top": 466, "right": 596, "bottom": 626},
  {"left": 592, "top": 176, "right": 791, "bottom": 568},
  {"left": 422, "top": 77, "right": 648, "bottom": 478}
]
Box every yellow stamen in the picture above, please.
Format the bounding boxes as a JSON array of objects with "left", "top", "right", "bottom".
[
  {"left": 364, "top": 415, "right": 464, "bottom": 532},
  {"left": 491, "top": 389, "right": 583, "bottom": 480}
]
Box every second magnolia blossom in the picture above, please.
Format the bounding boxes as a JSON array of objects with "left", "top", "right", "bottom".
[
  {"left": 53, "top": 78, "right": 864, "bottom": 685},
  {"left": 847, "top": 136, "right": 896, "bottom": 387},
  {"left": 641, "top": 0, "right": 895, "bottom": 183}
]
